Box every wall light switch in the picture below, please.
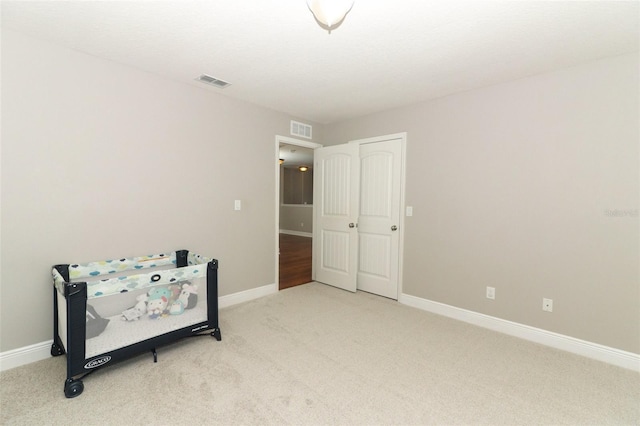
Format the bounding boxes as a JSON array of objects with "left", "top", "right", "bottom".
[
  {"left": 234, "top": 200, "right": 241, "bottom": 211},
  {"left": 406, "top": 206, "right": 413, "bottom": 216}
]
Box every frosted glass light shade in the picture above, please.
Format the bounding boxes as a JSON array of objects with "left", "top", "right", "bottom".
[{"left": 307, "top": 0, "right": 354, "bottom": 30}]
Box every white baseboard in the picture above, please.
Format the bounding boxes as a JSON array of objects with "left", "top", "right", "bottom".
[
  {"left": 0, "top": 283, "right": 279, "bottom": 372},
  {"left": 218, "top": 283, "right": 278, "bottom": 309},
  {"left": 279, "top": 230, "right": 313, "bottom": 238},
  {"left": 8, "top": 287, "right": 635, "bottom": 373},
  {"left": 0, "top": 340, "right": 54, "bottom": 372},
  {"left": 399, "top": 293, "right": 640, "bottom": 372}
]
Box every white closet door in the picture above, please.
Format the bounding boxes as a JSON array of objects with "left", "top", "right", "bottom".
[
  {"left": 356, "top": 138, "right": 402, "bottom": 299},
  {"left": 313, "top": 143, "right": 359, "bottom": 292}
]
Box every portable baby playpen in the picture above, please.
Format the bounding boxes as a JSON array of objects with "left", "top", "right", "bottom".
[{"left": 51, "top": 250, "right": 221, "bottom": 398}]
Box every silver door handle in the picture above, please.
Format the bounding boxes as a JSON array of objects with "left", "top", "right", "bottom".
[
  {"left": 349, "top": 223, "right": 356, "bottom": 228},
  {"left": 391, "top": 225, "right": 398, "bottom": 231}
]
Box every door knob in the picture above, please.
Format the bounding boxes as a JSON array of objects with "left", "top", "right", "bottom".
[
  {"left": 349, "top": 223, "right": 356, "bottom": 228},
  {"left": 391, "top": 225, "right": 398, "bottom": 231}
]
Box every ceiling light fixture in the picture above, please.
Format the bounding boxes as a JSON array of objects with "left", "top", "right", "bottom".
[
  {"left": 307, "top": 0, "right": 354, "bottom": 33},
  {"left": 279, "top": 158, "right": 285, "bottom": 164},
  {"left": 299, "top": 166, "right": 309, "bottom": 172}
]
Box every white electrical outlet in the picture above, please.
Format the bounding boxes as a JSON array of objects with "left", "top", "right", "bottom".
[
  {"left": 543, "top": 298, "right": 553, "bottom": 312},
  {"left": 234, "top": 200, "right": 241, "bottom": 211},
  {"left": 486, "top": 286, "right": 495, "bottom": 300}
]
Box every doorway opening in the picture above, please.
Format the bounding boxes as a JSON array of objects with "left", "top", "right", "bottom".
[{"left": 275, "top": 136, "right": 322, "bottom": 290}]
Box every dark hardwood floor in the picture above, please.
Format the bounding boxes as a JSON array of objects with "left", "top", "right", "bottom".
[{"left": 279, "top": 233, "right": 312, "bottom": 290}]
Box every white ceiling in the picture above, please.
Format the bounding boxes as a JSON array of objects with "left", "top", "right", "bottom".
[{"left": 2, "top": 1, "right": 638, "bottom": 124}]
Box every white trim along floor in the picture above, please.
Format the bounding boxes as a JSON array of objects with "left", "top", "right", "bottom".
[{"left": 1, "top": 283, "right": 638, "bottom": 372}]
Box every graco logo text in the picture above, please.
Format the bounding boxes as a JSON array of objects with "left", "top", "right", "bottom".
[{"left": 84, "top": 356, "right": 111, "bottom": 369}]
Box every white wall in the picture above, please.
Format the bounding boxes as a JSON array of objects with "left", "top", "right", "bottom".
[
  {"left": 0, "top": 30, "right": 323, "bottom": 352},
  {"left": 324, "top": 54, "right": 640, "bottom": 354},
  {"left": 1, "top": 28, "right": 638, "bottom": 358}
]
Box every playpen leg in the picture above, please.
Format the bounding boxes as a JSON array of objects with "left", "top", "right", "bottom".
[
  {"left": 211, "top": 328, "right": 222, "bottom": 341},
  {"left": 51, "top": 286, "right": 66, "bottom": 356}
]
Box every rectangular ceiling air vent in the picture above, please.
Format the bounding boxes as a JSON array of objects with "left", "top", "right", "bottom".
[
  {"left": 290, "top": 120, "right": 312, "bottom": 139},
  {"left": 196, "top": 74, "right": 231, "bottom": 88}
]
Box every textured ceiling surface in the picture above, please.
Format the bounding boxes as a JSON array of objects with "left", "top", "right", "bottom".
[
  {"left": 2, "top": 1, "right": 638, "bottom": 124},
  {"left": 280, "top": 144, "right": 314, "bottom": 168}
]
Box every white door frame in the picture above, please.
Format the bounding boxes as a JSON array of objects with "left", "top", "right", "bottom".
[
  {"left": 275, "top": 135, "right": 322, "bottom": 289},
  {"left": 349, "top": 132, "right": 407, "bottom": 299}
]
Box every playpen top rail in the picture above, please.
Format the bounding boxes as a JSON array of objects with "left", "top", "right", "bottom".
[{"left": 52, "top": 251, "right": 215, "bottom": 298}]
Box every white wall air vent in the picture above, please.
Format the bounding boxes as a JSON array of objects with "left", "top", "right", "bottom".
[
  {"left": 290, "top": 120, "right": 312, "bottom": 139},
  {"left": 196, "top": 74, "right": 231, "bottom": 88}
]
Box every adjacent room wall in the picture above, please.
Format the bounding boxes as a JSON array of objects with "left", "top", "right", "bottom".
[
  {"left": 279, "top": 166, "right": 314, "bottom": 234},
  {"left": 324, "top": 54, "right": 640, "bottom": 354},
  {"left": 0, "top": 30, "right": 323, "bottom": 352},
  {"left": 279, "top": 205, "right": 313, "bottom": 235}
]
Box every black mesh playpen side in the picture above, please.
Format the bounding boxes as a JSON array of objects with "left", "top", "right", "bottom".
[{"left": 51, "top": 249, "right": 221, "bottom": 398}]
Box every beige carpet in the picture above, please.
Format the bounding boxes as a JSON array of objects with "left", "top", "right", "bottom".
[{"left": 1, "top": 282, "right": 639, "bottom": 425}]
